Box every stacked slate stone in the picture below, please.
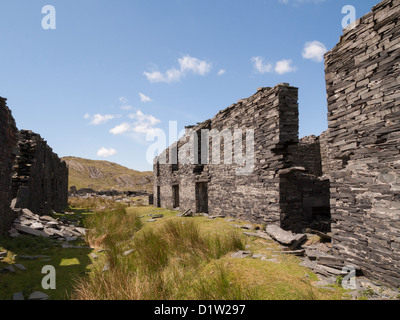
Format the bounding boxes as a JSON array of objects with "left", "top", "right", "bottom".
[
  {"left": 324, "top": 0, "right": 400, "bottom": 287},
  {"left": 0, "top": 97, "right": 18, "bottom": 235},
  {"left": 12, "top": 130, "right": 68, "bottom": 216}
]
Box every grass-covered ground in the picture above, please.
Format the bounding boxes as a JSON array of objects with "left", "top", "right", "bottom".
[
  {"left": 73, "top": 205, "right": 347, "bottom": 300},
  {"left": 0, "top": 199, "right": 348, "bottom": 300},
  {"left": 0, "top": 208, "right": 94, "bottom": 300}
]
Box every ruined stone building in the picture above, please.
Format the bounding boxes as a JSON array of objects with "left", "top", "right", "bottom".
[
  {"left": 11, "top": 130, "right": 69, "bottom": 215},
  {"left": 0, "top": 97, "right": 18, "bottom": 235},
  {"left": 0, "top": 98, "right": 68, "bottom": 235},
  {"left": 323, "top": 0, "right": 400, "bottom": 287},
  {"left": 154, "top": 84, "right": 330, "bottom": 233},
  {"left": 155, "top": 0, "right": 400, "bottom": 287}
]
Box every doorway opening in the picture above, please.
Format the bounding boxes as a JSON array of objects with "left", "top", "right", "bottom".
[{"left": 196, "top": 182, "right": 208, "bottom": 213}]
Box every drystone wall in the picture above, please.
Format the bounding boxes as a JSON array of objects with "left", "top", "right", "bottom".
[
  {"left": 11, "top": 130, "right": 69, "bottom": 216},
  {"left": 0, "top": 97, "right": 18, "bottom": 235},
  {"left": 324, "top": 0, "right": 400, "bottom": 286},
  {"left": 155, "top": 84, "right": 329, "bottom": 231}
]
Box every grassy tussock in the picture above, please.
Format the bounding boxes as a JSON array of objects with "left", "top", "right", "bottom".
[
  {"left": 84, "top": 206, "right": 142, "bottom": 249},
  {"left": 68, "top": 197, "right": 122, "bottom": 211},
  {"left": 73, "top": 217, "right": 249, "bottom": 300}
]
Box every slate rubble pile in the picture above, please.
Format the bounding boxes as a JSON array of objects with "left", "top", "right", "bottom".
[{"left": 8, "top": 208, "right": 87, "bottom": 242}]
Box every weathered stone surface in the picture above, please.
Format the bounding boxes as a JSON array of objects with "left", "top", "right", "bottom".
[
  {"left": 28, "top": 291, "right": 49, "bottom": 300},
  {"left": 13, "top": 264, "right": 26, "bottom": 271},
  {"left": 323, "top": 0, "right": 400, "bottom": 287},
  {"left": 123, "top": 249, "right": 135, "bottom": 256},
  {"left": 0, "top": 97, "right": 18, "bottom": 235},
  {"left": 231, "top": 251, "right": 252, "bottom": 259},
  {"left": 154, "top": 84, "right": 329, "bottom": 232},
  {"left": 261, "top": 257, "right": 280, "bottom": 263},
  {"left": 13, "top": 292, "right": 24, "bottom": 300},
  {"left": 265, "top": 225, "right": 306, "bottom": 247},
  {"left": 11, "top": 130, "right": 69, "bottom": 216},
  {"left": 243, "top": 232, "right": 272, "bottom": 241},
  {"left": 273, "top": 249, "right": 305, "bottom": 256},
  {"left": 10, "top": 208, "right": 87, "bottom": 242},
  {"left": 2, "top": 265, "right": 16, "bottom": 273}
]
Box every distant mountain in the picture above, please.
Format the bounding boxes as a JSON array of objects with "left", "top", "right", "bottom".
[{"left": 62, "top": 157, "right": 153, "bottom": 193}]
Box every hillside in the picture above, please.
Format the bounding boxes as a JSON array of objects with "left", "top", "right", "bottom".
[{"left": 62, "top": 157, "right": 153, "bottom": 193}]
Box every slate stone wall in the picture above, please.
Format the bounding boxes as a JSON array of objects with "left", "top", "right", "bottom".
[
  {"left": 155, "top": 84, "right": 328, "bottom": 231},
  {"left": 11, "top": 130, "right": 68, "bottom": 216},
  {"left": 0, "top": 97, "right": 18, "bottom": 235},
  {"left": 324, "top": 0, "right": 400, "bottom": 286}
]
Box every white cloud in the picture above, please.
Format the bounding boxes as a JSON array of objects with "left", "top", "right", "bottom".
[
  {"left": 275, "top": 59, "right": 297, "bottom": 74},
  {"left": 120, "top": 105, "right": 133, "bottom": 110},
  {"left": 110, "top": 111, "right": 161, "bottom": 136},
  {"left": 139, "top": 93, "right": 152, "bottom": 103},
  {"left": 110, "top": 122, "right": 131, "bottom": 135},
  {"left": 251, "top": 57, "right": 296, "bottom": 75},
  {"left": 119, "top": 97, "right": 128, "bottom": 104},
  {"left": 144, "top": 55, "right": 212, "bottom": 83},
  {"left": 302, "top": 41, "right": 328, "bottom": 62},
  {"left": 217, "top": 69, "right": 226, "bottom": 76},
  {"left": 97, "top": 147, "right": 117, "bottom": 158},
  {"left": 129, "top": 110, "right": 161, "bottom": 134},
  {"left": 89, "top": 114, "right": 118, "bottom": 125},
  {"left": 85, "top": 113, "right": 119, "bottom": 125},
  {"left": 251, "top": 56, "right": 273, "bottom": 74},
  {"left": 178, "top": 56, "right": 212, "bottom": 76}
]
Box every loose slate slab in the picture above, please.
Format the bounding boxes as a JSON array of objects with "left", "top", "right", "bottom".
[
  {"left": 123, "top": 249, "right": 135, "bottom": 256},
  {"left": 265, "top": 225, "right": 306, "bottom": 247},
  {"left": 14, "top": 225, "right": 50, "bottom": 238},
  {"left": 273, "top": 249, "right": 305, "bottom": 256},
  {"left": 90, "top": 253, "right": 99, "bottom": 260},
  {"left": 13, "top": 292, "right": 24, "bottom": 300},
  {"left": 14, "top": 264, "right": 26, "bottom": 271},
  {"left": 243, "top": 232, "right": 272, "bottom": 241},
  {"left": 28, "top": 291, "right": 49, "bottom": 300},
  {"left": 3, "top": 265, "right": 16, "bottom": 273},
  {"left": 261, "top": 257, "right": 280, "bottom": 264},
  {"left": 231, "top": 251, "right": 252, "bottom": 259}
]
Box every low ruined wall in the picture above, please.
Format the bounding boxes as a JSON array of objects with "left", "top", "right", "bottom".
[
  {"left": 325, "top": 0, "right": 400, "bottom": 286},
  {"left": 12, "top": 130, "right": 68, "bottom": 215},
  {"left": 0, "top": 97, "right": 18, "bottom": 235}
]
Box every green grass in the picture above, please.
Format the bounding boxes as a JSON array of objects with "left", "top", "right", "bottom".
[
  {"left": 72, "top": 206, "right": 346, "bottom": 300},
  {"left": 1, "top": 199, "right": 347, "bottom": 300},
  {"left": 0, "top": 236, "right": 93, "bottom": 300}
]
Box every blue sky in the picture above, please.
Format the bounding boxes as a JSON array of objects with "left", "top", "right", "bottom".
[{"left": 0, "top": 0, "right": 379, "bottom": 171}]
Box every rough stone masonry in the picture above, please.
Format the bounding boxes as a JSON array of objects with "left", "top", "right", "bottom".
[
  {"left": 0, "top": 97, "right": 18, "bottom": 235},
  {"left": 154, "top": 84, "right": 330, "bottom": 233},
  {"left": 0, "top": 98, "right": 68, "bottom": 235},
  {"left": 155, "top": 0, "right": 400, "bottom": 287},
  {"left": 323, "top": 0, "right": 400, "bottom": 287},
  {"left": 11, "top": 130, "right": 69, "bottom": 216}
]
